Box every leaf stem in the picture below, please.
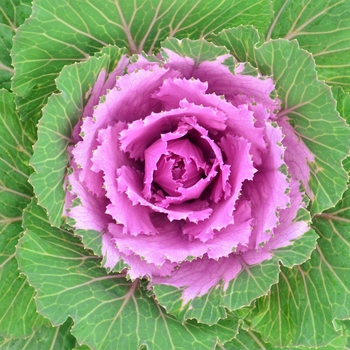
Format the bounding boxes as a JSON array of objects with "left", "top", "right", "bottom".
[
  {"left": 0, "top": 7, "right": 16, "bottom": 32},
  {"left": 0, "top": 62, "right": 14, "bottom": 74},
  {"left": 266, "top": 0, "right": 290, "bottom": 41},
  {"left": 114, "top": 1, "right": 138, "bottom": 53},
  {"left": 285, "top": 1, "right": 343, "bottom": 40},
  {"left": 247, "top": 328, "right": 267, "bottom": 350}
]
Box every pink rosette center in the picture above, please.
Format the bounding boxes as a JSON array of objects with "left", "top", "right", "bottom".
[{"left": 64, "top": 46, "right": 311, "bottom": 303}]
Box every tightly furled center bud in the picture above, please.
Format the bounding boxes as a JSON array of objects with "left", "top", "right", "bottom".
[
  {"left": 153, "top": 139, "right": 208, "bottom": 193},
  {"left": 144, "top": 136, "right": 215, "bottom": 206}
]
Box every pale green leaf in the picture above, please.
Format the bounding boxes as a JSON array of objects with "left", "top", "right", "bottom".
[
  {"left": 73, "top": 346, "right": 91, "bottom": 350},
  {"left": 162, "top": 37, "right": 231, "bottom": 65},
  {"left": 332, "top": 86, "right": 350, "bottom": 174},
  {"left": 161, "top": 36, "right": 260, "bottom": 76},
  {"left": 223, "top": 323, "right": 349, "bottom": 349},
  {"left": 266, "top": 0, "right": 350, "bottom": 92},
  {"left": 332, "top": 86, "right": 350, "bottom": 123},
  {"left": 12, "top": 0, "right": 273, "bottom": 120},
  {"left": 0, "top": 319, "right": 79, "bottom": 349},
  {"left": 0, "top": 0, "right": 32, "bottom": 90},
  {"left": 249, "top": 181, "right": 350, "bottom": 347},
  {"left": 0, "top": 89, "right": 48, "bottom": 338},
  {"left": 17, "top": 200, "right": 237, "bottom": 350},
  {"left": 337, "top": 320, "right": 350, "bottom": 349}
]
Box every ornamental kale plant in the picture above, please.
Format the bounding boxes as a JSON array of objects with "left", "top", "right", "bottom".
[{"left": 1, "top": 1, "right": 350, "bottom": 349}]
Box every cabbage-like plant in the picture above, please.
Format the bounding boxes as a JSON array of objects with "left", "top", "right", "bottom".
[{"left": 1, "top": 0, "right": 350, "bottom": 349}]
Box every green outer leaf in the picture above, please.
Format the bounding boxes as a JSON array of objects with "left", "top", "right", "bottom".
[
  {"left": 12, "top": 0, "right": 273, "bottom": 120},
  {"left": 161, "top": 36, "right": 262, "bottom": 77},
  {"left": 332, "top": 86, "right": 350, "bottom": 123},
  {"left": 212, "top": 26, "right": 350, "bottom": 214},
  {"left": 73, "top": 346, "right": 91, "bottom": 350},
  {"left": 0, "top": 89, "right": 48, "bottom": 338},
  {"left": 332, "top": 87, "right": 350, "bottom": 176},
  {"left": 250, "top": 183, "right": 350, "bottom": 347},
  {"left": 162, "top": 37, "right": 231, "bottom": 64},
  {"left": 17, "top": 200, "right": 237, "bottom": 350},
  {"left": 29, "top": 46, "right": 126, "bottom": 227},
  {"left": 338, "top": 320, "right": 350, "bottom": 349},
  {"left": 0, "top": 319, "right": 79, "bottom": 350},
  {"left": 0, "top": 0, "right": 32, "bottom": 90},
  {"left": 223, "top": 323, "right": 349, "bottom": 349},
  {"left": 154, "top": 228, "right": 318, "bottom": 326},
  {"left": 266, "top": 0, "right": 350, "bottom": 92},
  {"left": 221, "top": 309, "right": 350, "bottom": 349}
]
